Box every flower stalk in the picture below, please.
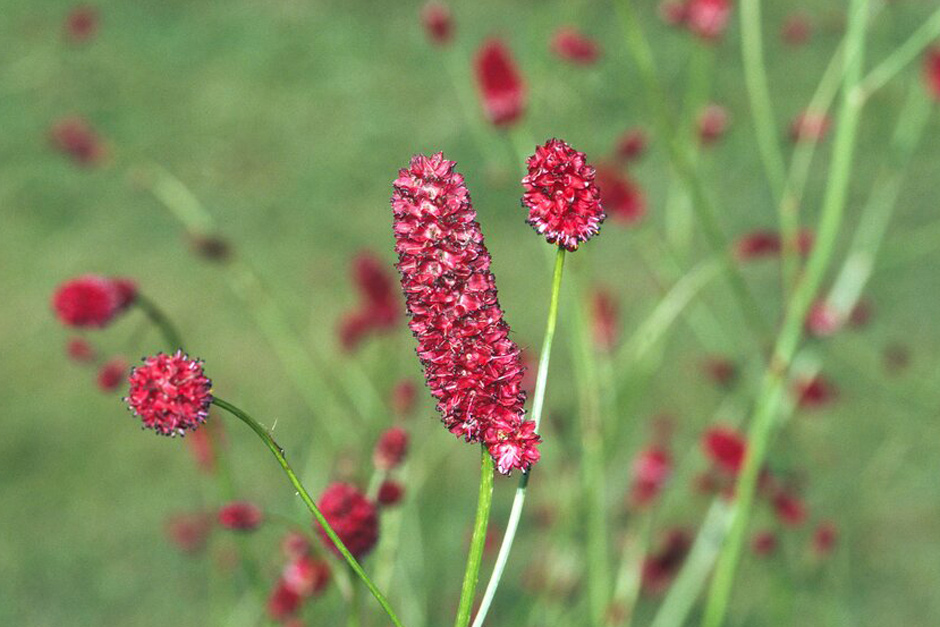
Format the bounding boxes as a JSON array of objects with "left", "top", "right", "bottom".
[{"left": 454, "top": 447, "right": 495, "bottom": 627}]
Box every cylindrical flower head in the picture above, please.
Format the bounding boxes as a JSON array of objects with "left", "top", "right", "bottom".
[
  {"left": 521, "top": 139, "right": 605, "bottom": 251},
  {"left": 125, "top": 351, "right": 213, "bottom": 436},
  {"left": 391, "top": 153, "right": 541, "bottom": 474},
  {"left": 315, "top": 483, "right": 379, "bottom": 560},
  {"left": 474, "top": 38, "right": 526, "bottom": 127}
]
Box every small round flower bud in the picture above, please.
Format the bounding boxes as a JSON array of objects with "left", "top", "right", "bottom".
[
  {"left": 125, "top": 351, "right": 212, "bottom": 436},
  {"left": 373, "top": 427, "right": 409, "bottom": 471}
]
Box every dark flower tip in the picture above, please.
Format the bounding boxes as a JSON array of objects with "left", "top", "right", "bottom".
[
  {"left": 125, "top": 350, "right": 212, "bottom": 436},
  {"left": 522, "top": 138, "right": 605, "bottom": 251}
]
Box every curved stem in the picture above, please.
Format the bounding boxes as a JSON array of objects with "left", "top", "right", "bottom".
[
  {"left": 702, "top": 0, "right": 870, "bottom": 623},
  {"left": 134, "top": 293, "right": 183, "bottom": 351},
  {"left": 454, "top": 448, "right": 495, "bottom": 627},
  {"left": 471, "top": 247, "right": 566, "bottom": 627},
  {"left": 210, "top": 397, "right": 405, "bottom": 627}
]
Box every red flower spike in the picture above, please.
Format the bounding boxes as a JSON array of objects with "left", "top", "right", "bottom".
[
  {"left": 315, "top": 483, "right": 378, "bottom": 560},
  {"left": 97, "top": 357, "right": 128, "bottom": 392},
  {"left": 630, "top": 446, "right": 672, "bottom": 508},
  {"left": 421, "top": 2, "right": 453, "bottom": 46},
  {"left": 66, "top": 337, "right": 95, "bottom": 362},
  {"left": 522, "top": 139, "right": 605, "bottom": 251},
  {"left": 374, "top": 427, "right": 409, "bottom": 471},
  {"left": 282, "top": 555, "right": 331, "bottom": 597},
  {"left": 53, "top": 275, "right": 122, "bottom": 328},
  {"left": 773, "top": 490, "right": 807, "bottom": 527},
  {"left": 781, "top": 12, "right": 812, "bottom": 46},
  {"left": 377, "top": 480, "right": 405, "bottom": 507},
  {"left": 218, "top": 501, "right": 264, "bottom": 531},
  {"left": 596, "top": 166, "right": 645, "bottom": 225},
  {"left": 165, "top": 512, "right": 211, "bottom": 554},
  {"left": 685, "top": 0, "right": 731, "bottom": 42},
  {"left": 702, "top": 425, "right": 746, "bottom": 475},
  {"left": 616, "top": 128, "right": 648, "bottom": 162},
  {"left": 812, "top": 520, "right": 838, "bottom": 556},
  {"left": 551, "top": 27, "right": 601, "bottom": 65},
  {"left": 125, "top": 351, "right": 213, "bottom": 436},
  {"left": 64, "top": 5, "right": 98, "bottom": 44},
  {"left": 591, "top": 288, "right": 619, "bottom": 352},
  {"left": 268, "top": 581, "right": 303, "bottom": 621},
  {"left": 391, "top": 153, "right": 540, "bottom": 474},
  {"left": 474, "top": 39, "right": 526, "bottom": 127},
  {"left": 751, "top": 530, "right": 777, "bottom": 557},
  {"left": 924, "top": 47, "right": 940, "bottom": 101},
  {"left": 698, "top": 103, "right": 729, "bottom": 144},
  {"left": 789, "top": 110, "right": 831, "bottom": 143},
  {"left": 49, "top": 116, "right": 107, "bottom": 166},
  {"left": 641, "top": 529, "right": 692, "bottom": 595}
]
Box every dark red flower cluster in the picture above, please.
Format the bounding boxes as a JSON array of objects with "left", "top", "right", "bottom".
[
  {"left": 267, "top": 539, "right": 331, "bottom": 623},
  {"left": 590, "top": 288, "right": 619, "bottom": 352},
  {"left": 793, "top": 375, "right": 837, "bottom": 409},
  {"left": 641, "top": 529, "right": 692, "bottom": 595},
  {"left": 702, "top": 425, "right": 746, "bottom": 475},
  {"left": 630, "top": 446, "right": 672, "bottom": 508},
  {"left": 49, "top": 116, "right": 108, "bottom": 166},
  {"left": 698, "top": 103, "right": 729, "bottom": 144},
  {"left": 315, "top": 482, "right": 378, "bottom": 559},
  {"left": 218, "top": 501, "right": 264, "bottom": 531},
  {"left": 924, "top": 47, "right": 940, "bottom": 101},
  {"left": 97, "top": 357, "right": 128, "bottom": 392},
  {"left": 64, "top": 5, "right": 98, "bottom": 44},
  {"left": 125, "top": 351, "right": 213, "bottom": 436},
  {"left": 789, "top": 110, "right": 831, "bottom": 143},
  {"left": 52, "top": 274, "right": 137, "bottom": 327},
  {"left": 615, "top": 128, "right": 648, "bottom": 162},
  {"left": 596, "top": 166, "right": 645, "bottom": 225},
  {"left": 391, "top": 153, "right": 541, "bottom": 474},
  {"left": 551, "top": 27, "right": 601, "bottom": 65},
  {"left": 338, "top": 251, "right": 400, "bottom": 351},
  {"left": 421, "top": 2, "right": 453, "bottom": 46},
  {"left": 377, "top": 479, "right": 405, "bottom": 507},
  {"left": 373, "top": 427, "right": 409, "bottom": 471},
  {"left": 474, "top": 39, "right": 526, "bottom": 127},
  {"left": 522, "top": 139, "right": 605, "bottom": 251}
]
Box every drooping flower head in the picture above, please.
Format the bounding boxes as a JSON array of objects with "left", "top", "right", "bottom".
[
  {"left": 125, "top": 351, "right": 213, "bottom": 436},
  {"left": 474, "top": 38, "right": 526, "bottom": 127},
  {"left": 391, "top": 153, "right": 541, "bottom": 474},
  {"left": 551, "top": 27, "right": 601, "bottom": 65},
  {"left": 52, "top": 275, "right": 128, "bottom": 328},
  {"left": 315, "top": 482, "right": 378, "bottom": 559},
  {"left": 924, "top": 46, "right": 940, "bottom": 101},
  {"left": 421, "top": 2, "right": 453, "bottom": 46},
  {"left": 522, "top": 139, "right": 605, "bottom": 251}
]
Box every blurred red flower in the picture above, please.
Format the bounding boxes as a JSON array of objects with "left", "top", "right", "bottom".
[
  {"left": 698, "top": 103, "right": 729, "bottom": 144},
  {"left": 551, "top": 27, "right": 601, "bottom": 65},
  {"left": 64, "top": 5, "right": 98, "bottom": 44},
  {"left": 474, "top": 39, "right": 526, "bottom": 127},
  {"left": 630, "top": 446, "right": 672, "bottom": 508},
  {"left": 316, "top": 483, "right": 378, "bottom": 559},
  {"left": 789, "top": 110, "right": 831, "bottom": 143},
  {"left": 49, "top": 116, "right": 108, "bottom": 166},
  {"left": 218, "top": 501, "right": 264, "bottom": 531},
  {"left": 702, "top": 426, "right": 746, "bottom": 475},
  {"left": 596, "top": 166, "right": 645, "bottom": 225},
  {"left": 616, "top": 128, "right": 648, "bottom": 162},
  {"left": 377, "top": 480, "right": 405, "bottom": 507},
  {"left": 590, "top": 288, "right": 619, "bottom": 352},
  {"left": 924, "top": 47, "right": 940, "bottom": 101},
  {"left": 421, "top": 2, "right": 453, "bottom": 46},
  {"left": 642, "top": 529, "right": 692, "bottom": 595},
  {"left": 97, "top": 357, "right": 128, "bottom": 392},
  {"left": 781, "top": 12, "right": 813, "bottom": 46},
  {"left": 374, "top": 427, "right": 409, "bottom": 471},
  {"left": 685, "top": 0, "right": 731, "bottom": 41}
]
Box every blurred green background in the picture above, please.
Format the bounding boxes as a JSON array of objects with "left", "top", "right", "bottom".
[{"left": 2, "top": 0, "right": 939, "bottom": 625}]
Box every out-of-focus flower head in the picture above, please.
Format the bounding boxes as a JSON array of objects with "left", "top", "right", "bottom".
[
  {"left": 698, "top": 103, "right": 729, "bottom": 144},
  {"left": 590, "top": 288, "right": 619, "bottom": 352},
  {"left": 218, "top": 501, "right": 264, "bottom": 531},
  {"left": 377, "top": 480, "right": 405, "bottom": 507},
  {"left": 794, "top": 375, "right": 837, "bottom": 409},
  {"left": 52, "top": 275, "right": 132, "bottom": 328},
  {"left": 66, "top": 337, "right": 95, "bottom": 362},
  {"left": 630, "top": 446, "right": 672, "bottom": 508},
  {"left": 685, "top": 0, "right": 731, "bottom": 42},
  {"left": 64, "top": 5, "right": 98, "bottom": 44},
  {"left": 49, "top": 116, "right": 108, "bottom": 166},
  {"left": 702, "top": 425, "right": 746, "bottom": 475},
  {"left": 421, "top": 2, "right": 453, "bottom": 46},
  {"left": 97, "top": 357, "right": 128, "bottom": 392},
  {"left": 474, "top": 38, "right": 526, "bottom": 127},
  {"left": 165, "top": 512, "right": 211, "bottom": 554},
  {"left": 596, "top": 166, "right": 645, "bottom": 225},
  {"left": 551, "top": 27, "right": 601, "bottom": 65},
  {"left": 642, "top": 529, "right": 692, "bottom": 595},
  {"left": 616, "top": 128, "right": 648, "bottom": 162},
  {"left": 373, "top": 427, "right": 409, "bottom": 471},
  {"left": 781, "top": 12, "right": 812, "bottom": 46},
  {"left": 315, "top": 483, "right": 378, "bottom": 559},
  {"left": 924, "top": 46, "right": 940, "bottom": 101}
]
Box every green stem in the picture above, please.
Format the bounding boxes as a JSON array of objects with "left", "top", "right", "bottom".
[
  {"left": 613, "top": 0, "right": 770, "bottom": 343},
  {"left": 210, "top": 397, "right": 405, "bottom": 627},
  {"left": 454, "top": 448, "right": 495, "bottom": 627},
  {"left": 134, "top": 294, "right": 183, "bottom": 351},
  {"left": 470, "top": 247, "right": 566, "bottom": 627},
  {"left": 701, "top": 0, "right": 870, "bottom": 624},
  {"left": 854, "top": 6, "right": 940, "bottom": 103},
  {"left": 348, "top": 570, "right": 362, "bottom": 627}
]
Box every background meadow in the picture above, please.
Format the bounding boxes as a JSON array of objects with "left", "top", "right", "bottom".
[{"left": 2, "top": 0, "right": 940, "bottom": 625}]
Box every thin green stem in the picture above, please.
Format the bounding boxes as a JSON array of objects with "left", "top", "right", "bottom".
[
  {"left": 855, "top": 6, "right": 940, "bottom": 103},
  {"left": 471, "top": 247, "right": 566, "bottom": 627},
  {"left": 454, "top": 448, "right": 495, "bottom": 627},
  {"left": 613, "top": 0, "right": 770, "bottom": 343},
  {"left": 702, "top": 1, "right": 870, "bottom": 623},
  {"left": 210, "top": 397, "right": 405, "bottom": 627},
  {"left": 348, "top": 570, "right": 362, "bottom": 627},
  {"left": 134, "top": 294, "right": 183, "bottom": 351}
]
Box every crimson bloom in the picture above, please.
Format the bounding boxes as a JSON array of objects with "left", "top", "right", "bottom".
[
  {"left": 64, "top": 5, "right": 98, "bottom": 44},
  {"left": 97, "top": 357, "right": 128, "bottom": 392},
  {"left": 49, "top": 116, "right": 107, "bottom": 166},
  {"left": 702, "top": 425, "right": 746, "bottom": 475},
  {"left": 474, "top": 39, "right": 526, "bottom": 127},
  {"left": 218, "top": 501, "right": 264, "bottom": 531},
  {"left": 642, "top": 529, "right": 692, "bottom": 595},
  {"left": 751, "top": 530, "right": 777, "bottom": 557},
  {"left": 52, "top": 275, "right": 129, "bottom": 328},
  {"left": 522, "top": 139, "right": 605, "bottom": 251},
  {"left": 66, "top": 337, "right": 95, "bottom": 362},
  {"left": 125, "top": 351, "right": 212, "bottom": 436},
  {"left": 596, "top": 166, "right": 645, "bottom": 225},
  {"left": 551, "top": 27, "right": 601, "bottom": 65},
  {"left": 373, "top": 427, "right": 409, "bottom": 471},
  {"left": 421, "top": 2, "right": 453, "bottom": 46},
  {"left": 773, "top": 490, "right": 807, "bottom": 527},
  {"left": 282, "top": 555, "right": 331, "bottom": 597},
  {"left": 377, "top": 480, "right": 405, "bottom": 507},
  {"left": 924, "top": 47, "right": 940, "bottom": 101},
  {"left": 794, "top": 375, "right": 837, "bottom": 409},
  {"left": 685, "top": 0, "right": 731, "bottom": 41},
  {"left": 391, "top": 153, "right": 540, "bottom": 474},
  {"left": 315, "top": 483, "right": 379, "bottom": 559},
  {"left": 630, "top": 446, "right": 672, "bottom": 508}
]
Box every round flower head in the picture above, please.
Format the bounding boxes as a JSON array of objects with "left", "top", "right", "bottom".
[
  {"left": 315, "top": 482, "right": 378, "bottom": 560},
  {"left": 391, "top": 153, "right": 541, "bottom": 474},
  {"left": 125, "top": 351, "right": 212, "bottom": 436},
  {"left": 373, "top": 427, "right": 409, "bottom": 470},
  {"left": 521, "top": 139, "right": 605, "bottom": 251},
  {"left": 52, "top": 275, "right": 121, "bottom": 327}
]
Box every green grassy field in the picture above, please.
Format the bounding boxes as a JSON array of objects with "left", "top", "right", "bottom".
[{"left": 2, "top": 0, "right": 940, "bottom": 625}]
